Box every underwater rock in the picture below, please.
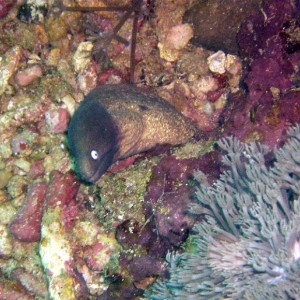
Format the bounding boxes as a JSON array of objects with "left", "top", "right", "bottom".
[
  {"left": 97, "top": 68, "right": 124, "bottom": 85},
  {"left": 0, "top": 276, "right": 33, "bottom": 300},
  {"left": 0, "top": 169, "right": 12, "bottom": 189},
  {"left": 156, "top": 47, "right": 242, "bottom": 132},
  {"left": 184, "top": 0, "right": 262, "bottom": 53},
  {"left": 143, "top": 152, "right": 221, "bottom": 248},
  {"left": 45, "top": 108, "right": 70, "bottom": 134},
  {"left": 14, "top": 158, "right": 31, "bottom": 173},
  {"left": 221, "top": 0, "right": 300, "bottom": 148},
  {"left": 28, "top": 160, "right": 45, "bottom": 179},
  {"left": 3, "top": 21, "right": 44, "bottom": 52},
  {"left": 112, "top": 150, "right": 222, "bottom": 296},
  {"left": 10, "top": 130, "right": 38, "bottom": 157},
  {"left": 153, "top": 0, "right": 193, "bottom": 63},
  {"left": 0, "top": 202, "right": 16, "bottom": 225},
  {"left": 0, "top": 224, "right": 12, "bottom": 257},
  {"left": 121, "top": 254, "right": 165, "bottom": 285},
  {"left": 164, "top": 24, "right": 193, "bottom": 51},
  {"left": 0, "top": 46, "right": 21, "bottom": 96},
  {"left": 6, "top": 175, "right": 27, "bottom": 199},
  {"left": 72, "top": 41, "right": 93, "bottom": 74},
  {"left": 11, "top": 268, "right": 48, "bottom": 299},
  {"left": 39, "top": 170, "right": 123, "bottom": 298},
  {"left": 238, "top": 0, "right": 298, "bottom": 59},
  {"left": 77, "top": 62, "right": 98, "bottom": 95},
  {"left": 207, "top": 50, "right": 226, "bottom": 74},
  {"left": 10, "top": 183, "right": 47, "bottom": 242},
  {"left": 39, "top": 171, "right": 82, "bottom": 300},
  {"left": 83, "top": 236, "right": 119, "bottom": 272},
  {"left": 158, "top": 23, "right": 193, "bottom": 62},
  {"left": 0, "top": 0, "right": 15, "bottom": 18},
  {"left": 0, "top": 95, "right": 50, "bottom": 140},
  {"left": 15, "top": 65, "right": 43, "bottom": 87},
  {"left": 45, "top": 11, "right": 82, "bottom": 43}
]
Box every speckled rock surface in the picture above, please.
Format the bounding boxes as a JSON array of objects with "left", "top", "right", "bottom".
[{"left": 184, "top": 0, "right": 263, "bottom": 53}]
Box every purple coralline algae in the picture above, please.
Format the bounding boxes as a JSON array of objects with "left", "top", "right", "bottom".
[
  {"left": 0, "top": 0, "right": 15, "bottom": 18},
  {"left": 222, "top": 0, "right": 300, "bottom": 148},
  {"left": 109, "top": 151, "right": 221, "bottom": 297},
  {"left": 143, "top": 153, "right": 221, "bottom": 248}
]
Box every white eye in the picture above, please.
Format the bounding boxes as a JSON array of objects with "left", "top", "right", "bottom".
[{"left": 91, "top": 150, "right": 99, "bottom": 160}]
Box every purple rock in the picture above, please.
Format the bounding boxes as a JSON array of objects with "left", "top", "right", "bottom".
[{"left": 221, "top": 0, "right": 300, "bottom": 149}]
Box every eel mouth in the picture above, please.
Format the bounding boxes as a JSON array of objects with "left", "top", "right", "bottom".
[
  {"left": 77, "top": 164, "right": 103, "bottom": 184},
  {"left": 87, "top": 169, "right": 103, "bottom": 183},
  {"left": 78, "top": 150, "right": 115, "bottom": 183}
]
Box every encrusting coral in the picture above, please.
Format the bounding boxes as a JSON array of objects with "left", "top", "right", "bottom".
[{"left": 144, "top": 124, "right": 300, "bottom": 299}]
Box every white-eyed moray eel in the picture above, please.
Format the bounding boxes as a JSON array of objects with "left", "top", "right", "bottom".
[{"left": 68, "top": 84, "right": 196, "bottom": 183}]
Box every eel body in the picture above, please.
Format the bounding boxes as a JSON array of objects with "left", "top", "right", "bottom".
[{"left": 68, "top": 84, "right": 195, "bottom": 182}]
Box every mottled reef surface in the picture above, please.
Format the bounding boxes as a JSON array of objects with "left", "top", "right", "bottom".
[{"left": 0, "top": 0, "right": 299, "bottom": 299}]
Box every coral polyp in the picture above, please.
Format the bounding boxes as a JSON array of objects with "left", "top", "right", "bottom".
[{"left": 144, "top": 124, "right": 300, "bottom": 299}]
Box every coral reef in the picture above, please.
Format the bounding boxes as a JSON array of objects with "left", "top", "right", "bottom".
[
  {"left": 144, "top": 124, "right": 300, "bottom": 299},
  {"left": 102, "top": 150, "right": 221, "bottom": 297},
  {"left": 0, "top": 0, "right": 299, "bottom": 298},
  {"left": 1, "top": 1, "right": 220, "bottom": 297},
  {"left": 184, "top": 0, "right": 263, "bottom": 53},
  {"left": 39, "top": 171, "right": 122, "bottom": 299}
]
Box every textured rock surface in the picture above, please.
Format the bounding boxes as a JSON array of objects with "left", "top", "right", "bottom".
[
  {"left": 10, "top": 183, "right": 47, "bottom": 242},
  {"left": 221, "top": 0, "right": 300, "bottom": 148},
  {"left": 184, "top": 0, "right": 263, "bottom": 53}
]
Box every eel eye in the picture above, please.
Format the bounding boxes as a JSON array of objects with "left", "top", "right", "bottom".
[{"left": 91, "top": 150, "right": 99, "bottom": 160}]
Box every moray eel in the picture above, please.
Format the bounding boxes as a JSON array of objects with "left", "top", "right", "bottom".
[{"left": 68, "top": 84, "right": 196, "bottom": 183}]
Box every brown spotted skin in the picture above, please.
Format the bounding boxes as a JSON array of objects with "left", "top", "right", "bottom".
[{"left": 68, "top": 84, "right": 196, "bottom": 183}]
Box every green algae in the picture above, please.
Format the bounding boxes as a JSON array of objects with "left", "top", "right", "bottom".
[
  {"left": 36, "top": 71, "right": 74, "bottom": 102},
  {"left": 2, "top": 22, "right": 38, "bottom": 51},
  {"left": 98, "top": 156, "right": 161, "bottom": 231},
  {"left": 171, "top": 139, "right": 214, "bottom": 160}
]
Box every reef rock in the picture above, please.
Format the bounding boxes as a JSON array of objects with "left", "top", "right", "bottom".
[{"left": 184, "top": 0, "right": 263, "bottom": 53}]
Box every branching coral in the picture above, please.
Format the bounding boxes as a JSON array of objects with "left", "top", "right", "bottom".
[{"left": 144, "top": 124, "right": 300, "bottom": 299}]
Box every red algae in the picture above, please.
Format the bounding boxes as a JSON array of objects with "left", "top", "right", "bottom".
[
  {"left": 44, "top": 171, "right": 80, "bottom": 228},
  {"left": 45, "top": 108, "right": 70, "bottom": 134},
  {"left": 40, "top": 171, "right": 82, "bottom": 299},
  {"left": 15, "top": 65, "right": 43, "bottom": 87},
  {"left": 0, "top": 0, "right": 15, "bottom": 18},
  {"left": 0, "top": 277, "right": 33, "bottom": 300},
  {"left": 10, "top": 183, "right": 47, "bottom": 242},
  {"left": 28, "top": 160, "right": 45, "bottom": 179}
]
